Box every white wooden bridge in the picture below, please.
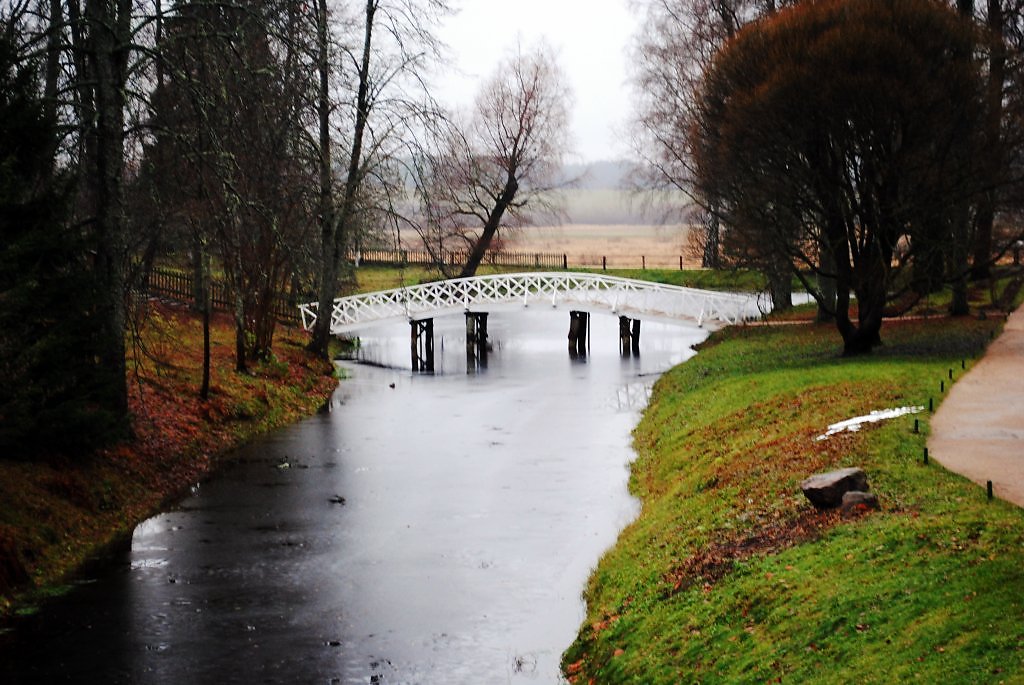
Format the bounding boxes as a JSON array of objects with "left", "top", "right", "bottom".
[{"left": 298, "top": 272, "right": 757, "bottom": 335}]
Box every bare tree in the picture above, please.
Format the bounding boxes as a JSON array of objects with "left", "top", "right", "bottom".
[
  {"left": 306, "top": 0, "right": 450, "bottom": 358},
  {"left": 412, "top": 43, "right": 571, "bottom": 279},
  {"left": 630, "top": 0, "right": 782, "bottom": 270},
  {"left": 958, "top": 0, "right": 1024, "bottom": 282},
  {"left": 140, "top": 1, "right": 320, "bottom": 371}
]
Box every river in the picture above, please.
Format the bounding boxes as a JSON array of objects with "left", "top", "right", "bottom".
[{"left": 1, "top": 309, "right": 707, "bottom": 684}]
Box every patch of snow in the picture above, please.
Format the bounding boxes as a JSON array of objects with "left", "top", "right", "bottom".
[{"left": 815, "top": 406, "right": 924, "bottom": 441}]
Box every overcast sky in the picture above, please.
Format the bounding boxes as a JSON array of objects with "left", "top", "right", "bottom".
[{"left": 433, "top": 0, "right": 640, "bottom": 163}]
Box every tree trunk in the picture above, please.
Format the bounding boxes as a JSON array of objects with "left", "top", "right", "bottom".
[
  {"left": 309, "top": 0, "right": 375, "bottom": 358},
  {"left": 702, "top": 207, "right": 720, "bottom": 269},
  {"left": 201, "top": 302, "right": 211, "bottom": 400},
  {"left": 826, "top": 222, "right": 884, "bottom": 355},
  {"left": 253, "top": 285, "right": 277, "bottom": 360},
  {"left": 191, "top": 232, "right": 205, "bottom": 313},
  {"left": 840, "top": 246, "right": 889, "bottom": 354},
  {"left": 459, "top": 174, "right": 518, "bottom": 278},
  {"left": 971, "top": 0, "right": 1004, "bottom": 281},
  {"left": 950, "top": 207, "right": 972, "bottom": 316},
  {"left": 816, "top": 242, "right": 836, "bottom": 323},
  {"left": 837, "top": 282, "right": 885, "bottom": 355},
  {"left": 840, "top": 321, "right": 882, "bottom": 355},
  {"left": 912, "top": 238, "right": 945, "bottom": 295},
  {"left": 234, "top": 292, "right": 247, "bottom": 374},
  {"left": 43, "top": 0, "right": 62, "bottom": 139},
  {"left": 951, "top": 276, "right": 970, "bottom": 316},
  {"left": 766, "top": 258, "right": 792, "bottom": 313},
  {"left": 85, "top": 0, "right": 130, "bottom": 419}
]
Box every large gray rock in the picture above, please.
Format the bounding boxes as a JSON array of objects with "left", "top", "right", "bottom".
[{"left": 800, "top": 467, "right": 869, "bottom": 509}]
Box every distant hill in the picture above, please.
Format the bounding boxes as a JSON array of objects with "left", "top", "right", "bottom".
[
  {"left": 548, "top": 160, "right": 690, "bottom": 225},
  {"left": 394, "top": 158, "right": 686, "bottom": 226},
  {"left": 558, "top": 159, "right": 637, "bottom": 190}
]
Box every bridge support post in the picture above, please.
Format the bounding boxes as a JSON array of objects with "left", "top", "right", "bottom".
[
  {"left": 466, "top": 312, "right": 489, "bottom": 371},
  {"left": 619, "top": 316, "right": 641, "bottom": 357},
  {"left": 568, "top": 310, "right": 589, "bottom": 358},
  {"left": 410, "top": 318, "right": 434, "bottom": 372}
]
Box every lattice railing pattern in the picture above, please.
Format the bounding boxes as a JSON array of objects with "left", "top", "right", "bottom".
[{"left": 299, "top": 272, "right": 756, "bottom": 334}]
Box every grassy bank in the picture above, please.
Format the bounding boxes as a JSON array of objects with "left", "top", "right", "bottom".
[
  {"left": 562, "top": 315, "right": 1024, "bottom": 683},
  {"left": 0, "top": 301, "right": 335, "bottom": 616}
]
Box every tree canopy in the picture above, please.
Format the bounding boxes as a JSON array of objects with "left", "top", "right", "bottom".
[{"left": 692, "top": 0, "right": 994, "bottom": 353}]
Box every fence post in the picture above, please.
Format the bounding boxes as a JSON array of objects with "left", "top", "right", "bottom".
[
  {"left": 602, "top": 256, "right": 607, "bottom": 271},
  {"left": 562, "top": 254, "right": 567, "bottom": 270},
  {"left": 642, "top": 255, "right": 646, "bottom": 270}
]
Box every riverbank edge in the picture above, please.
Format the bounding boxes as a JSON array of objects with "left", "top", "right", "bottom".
[
  {"left": 0, "top": 301, "right": 337, "bottom": 620},
  {"left": 561, "top": 312, "right": 1024, "bottom": 683}
]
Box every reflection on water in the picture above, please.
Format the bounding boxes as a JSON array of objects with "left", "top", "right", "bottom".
[
  {"left": 614, "top": 381, "right": 656, "bottom": 411},
  {"left": 1, "top": 309, "right": 706, "bottom": 685}
]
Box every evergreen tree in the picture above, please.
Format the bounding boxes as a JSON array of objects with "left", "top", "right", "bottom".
[{"left": 0, "top": 35, "right": 124, "bottom": 457}]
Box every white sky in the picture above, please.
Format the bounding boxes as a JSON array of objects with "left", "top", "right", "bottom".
[{"left": 433, "top": 0, "right": 640, "bottom": 163}]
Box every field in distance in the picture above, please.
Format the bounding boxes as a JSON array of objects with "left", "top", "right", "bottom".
[{"left": 503, "top": 223, "right": 698, "bottom": 270}]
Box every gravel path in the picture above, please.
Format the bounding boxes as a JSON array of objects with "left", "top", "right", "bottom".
[{"left": 929, "top": 303, "right": 1024, "bottom": 506}]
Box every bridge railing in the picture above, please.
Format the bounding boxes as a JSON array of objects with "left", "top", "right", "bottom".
[{"left": 299, "top": 272, "right": 756, "bottom": 334}]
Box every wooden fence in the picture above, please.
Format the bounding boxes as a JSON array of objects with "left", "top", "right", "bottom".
[
  {"left": 352, "top": 248, "right": 567, "bottom": 269},
  {"left": 145, "top": 268, "right": 303, "bottom": 326},
  {"left": 351, "top": 248, "right": 691, "bottom": 270}
]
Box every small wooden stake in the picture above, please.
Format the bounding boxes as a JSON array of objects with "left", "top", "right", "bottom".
[
  {"left": 948, "top": 369, "right": 953, "bottom": 380},
  {"left": 923, "top": 447, "right": 929, "bottom": 465},
  {"left": 929, "top": 397, "right": 934, "bottom": 412},
  {"left": 913, "top": 419, "right": 919, "bottom": 434},
  {"left": 987, "top": 480, "right": 994, "bottom": 500},
  {"left": 940, "top": 380, "right": 945, "bottom": 393}
]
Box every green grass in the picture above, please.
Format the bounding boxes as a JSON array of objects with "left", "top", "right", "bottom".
[
  {"left": 348, "top": 265, "right": 436, "bottom": 293},
  {"left": 562, "top": 316, "right": 1024, "bottom": 684},
  {"left": 348, "top": 264, "right": 530, "bottom": 294},
  {"left": 575, "top": 267, "right": 767, "bottom": 292}
]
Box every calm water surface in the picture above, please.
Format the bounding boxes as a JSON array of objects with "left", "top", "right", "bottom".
[{"left": 2, "top": 310, "right": 706, "bottom": 684}]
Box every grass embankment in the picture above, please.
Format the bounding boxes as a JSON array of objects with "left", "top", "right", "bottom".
[
  {"left": 563, "top": 315, "right": 1024, "bottom": 683},
  {"left": 0, "top": 301, "right": 335, "bottom": 617}
]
